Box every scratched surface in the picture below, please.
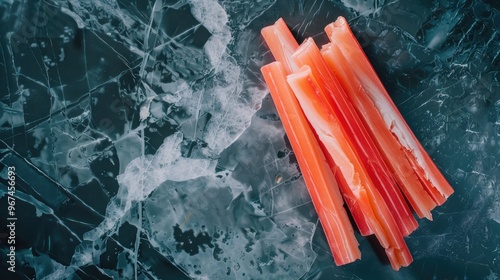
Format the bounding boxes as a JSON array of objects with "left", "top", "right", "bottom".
[{"left": 0, "top": 0, "right": 499, "bottom": 279}]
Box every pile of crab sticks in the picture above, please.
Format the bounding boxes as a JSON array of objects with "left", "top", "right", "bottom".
[{"left": 260, "top": 16, "right": 454, "bottom": 270}]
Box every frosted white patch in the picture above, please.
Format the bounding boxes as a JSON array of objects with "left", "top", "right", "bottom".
[
  {"left": 149, "top": 99, "right": 166, "bottom": 119},
  {"left": 117, "top": 132, "right": 212, "bottom": 202},
  {"left": 204, "top": 28, "right": 232, "bottom": 67},
  {"left": 339, "top": 0, "right": 383, "bottom": 16},
  {"left": 52, "top": 134, "right": 100, "bottom": 184},
  {"left": 189, "top": 0, "right": 228, "bottom": 34},
  {"left": 71, "top": 241, "right": 94, "bottom": 267},
  {"left": 161, "top": 80, "right": 193, "bottom": 104},
  {"left": 59, "top": 47, "right": 65, "bottom": 62},
  {"left": 486, "top": 270, "right": 499, "bottom": 280},
  {"left": 115, "top": 134, "right": 143, "bottom": 174},
  {"left": 67, "top": 0, "right": 136, "bottom": 29},
  {"left": 200, "top": 55, "right": 266, "bottom": 154},
  {"left": 0, "top": 100, "right": 22, "bottom": 127},
  {"left": 139, "top": 96, "right": 154, "bottom": 121},
  {"left": 144, "top": 174, "right": 316, "bottom": 280},
  {"left": 81, "top": 132, "right": 214, "bottom": 242},
  {"left": 65, "top": 140, "right": 105, "bottom": 170},
  {"left": 188, "top": 0, "right": 232, "bottom": 67},
  {"left": 144, "top": 69, "right": 182, "bottom": 95}
]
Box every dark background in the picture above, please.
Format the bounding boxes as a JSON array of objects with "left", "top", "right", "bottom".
[{"left": 0, "top": 0, "right": 499, "bottom": 279}]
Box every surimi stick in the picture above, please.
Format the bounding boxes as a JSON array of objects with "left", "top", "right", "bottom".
[
  {"left": 292, "top": 38, "right": 418, "bottom": 236},
  {"left": 261, "top": 62, "right": 361, "bottom": 266},
  {"left": 287, "top": 66, "right": 413, "bottom": 270},
  {"left": 261, "top": 18, "right": 299, "bottom": 74},
  {"left": 325, "top": 16, "right": 454, "bottom": 207},
  {"left": 262, "top": 19, "right": 373, "bottom": 236},
  {"left": 321, "top": 43, "right": 437, "bottom": 220}
]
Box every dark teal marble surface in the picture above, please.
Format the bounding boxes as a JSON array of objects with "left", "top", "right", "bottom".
[{"left": 0, "top": 0, "right": 499, "bottom": 279}]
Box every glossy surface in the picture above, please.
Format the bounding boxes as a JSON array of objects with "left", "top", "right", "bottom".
[
  {"left": 0, "top": 0, "right": 499, "bottom": 279},
  {"left": 262, "top": 62, "right": 360, "bottom": 266}
]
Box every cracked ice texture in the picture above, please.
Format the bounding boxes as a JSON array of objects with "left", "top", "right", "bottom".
[{"left": 0, "top": 0, "right": 499, "bottom": 279}]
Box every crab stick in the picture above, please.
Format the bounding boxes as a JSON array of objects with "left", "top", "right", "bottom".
[
  {"left": 262, "top": 20, "right": 372, "bottom": 236},
  {"left": 325, "top": 16, "right": 454, "bottom": 206},
  {"left": 261, "top": 62, "right": 361, "bottom": 265},
  {"left": 321, "top": 43, "right": 437, "bottom": 220},
  {"left": 287, "top": 66, "right": 413, "bottom": 270},
  {"left": 261, "top": 18, "right": 300, "bottom": 74},
  {"left": 292, "top": 38, "right": 418, "bottom": 236}
]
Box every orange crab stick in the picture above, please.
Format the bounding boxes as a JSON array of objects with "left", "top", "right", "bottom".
[
  {"left": 261, "top": 18, "right": 300, "bottom": 74},
  {"left": 325, "top": 16, "right": 454, "bottom": 206},
  {"left": 287, "top": 66, "right": 413, "bottom": 270},
  {"left": 262, "top": 19, "right": 373, "bottom": 237},
  {"left": 321, "top": 43, "right": 437, "bottom": 220},
  {"left": 292, "top": 38, "right": 418, "bottom": 236},
  {"left": 261, "top": 62, "right": 361, "bottom": 266}
]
